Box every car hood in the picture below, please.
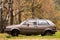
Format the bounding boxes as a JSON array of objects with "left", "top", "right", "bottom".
[{"left": 6, "top": 24, "right": 21, "bottom": 28}]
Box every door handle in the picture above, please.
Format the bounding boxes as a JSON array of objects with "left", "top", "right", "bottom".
[{"left": 34, "top": 26, "right": 37, "bottom": 28}]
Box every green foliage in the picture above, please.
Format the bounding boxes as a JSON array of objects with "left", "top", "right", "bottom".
[{"left": 6, "top": 35, "right": 12, "bottom": 38}]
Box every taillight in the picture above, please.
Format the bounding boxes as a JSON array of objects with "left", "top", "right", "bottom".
[
  {"left": 55, "top": 27, "right": 56, "bottom": 29},
  {"left": 53, "top": 26, "right": 56, "bottom": 30}
]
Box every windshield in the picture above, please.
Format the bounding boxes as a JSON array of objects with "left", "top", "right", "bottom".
[{"left": 20, "top": 21, "right": 26, "bottom": 25}]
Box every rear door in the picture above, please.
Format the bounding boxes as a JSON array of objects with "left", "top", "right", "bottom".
[{"left": 37, "top": 20, "right": 50, "bottom": 33}]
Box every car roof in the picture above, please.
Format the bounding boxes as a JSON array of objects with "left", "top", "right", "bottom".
[
  {"left": 26, "top": 18, "right": 49, "bottom": 21},
  {"left": 20, "top": 18, "right": 55, "bottom": 25},
  {"left": 27, "top": 18, "right": 55, "bottom": 25}
]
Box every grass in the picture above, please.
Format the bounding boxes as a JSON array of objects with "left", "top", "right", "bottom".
[{"left": 0, "top": 31, "right": 60, "bottom": 40}]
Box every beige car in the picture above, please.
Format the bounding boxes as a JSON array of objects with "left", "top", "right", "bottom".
[{"left": 5, "top": 19, "right": 57, "bottom": 36}]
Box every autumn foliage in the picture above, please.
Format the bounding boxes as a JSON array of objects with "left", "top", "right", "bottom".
[{"left": 0, "top": 0, "right": 60, "bottom": 29}]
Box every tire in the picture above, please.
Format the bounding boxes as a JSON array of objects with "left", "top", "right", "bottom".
[
  {"left": 11, "top": 29, "right": 20, "bottom": 36},
  {"left": 41, "top": 33, "right": 45, "bottom": 36},
  {"left": 41, "top": 30, "right": 53, "bottom": 36},
  {"left": 44, "top": 30, "right": 53, "bottom": 36}
]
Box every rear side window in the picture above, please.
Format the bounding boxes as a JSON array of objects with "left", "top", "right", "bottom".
[{"left": 38, "top": 20, "right": 49, "bottom": 25}]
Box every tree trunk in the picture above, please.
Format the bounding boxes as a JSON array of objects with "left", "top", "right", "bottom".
[
  {"left": 32, "top": 0, "right": 34, "bottom": 18},
  {"left": 8, "top": 0, "right": 13, "bottom": 25},
  {"left": 18, "top": 13, "right": 21, "bottom": 24}
]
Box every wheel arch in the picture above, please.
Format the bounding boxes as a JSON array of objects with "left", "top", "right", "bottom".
[
  {"left": 11, "top": 29, "right": 20, "bottom": 34},
  {"left": 42, "top": 28, "right": 53, "bottom": 34},
  {"left": 11, "top": 28, "right": 20, "bottom": 31},
  {"left": 11, "top": 28, "right": 20, "bottom": 33}
]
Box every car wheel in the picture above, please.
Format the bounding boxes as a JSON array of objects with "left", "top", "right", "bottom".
[
  {"left": 41, "top": 30, "right": 53, "bottom": 36},
  {"left": 41, "top": 33, "right": 45, "bottom": 36},
  {"left": 44, "top": 30, "right": 53, "bottom": 36},
  {"left": 11, "top": 29, "right": 20, "bottom": 36}
]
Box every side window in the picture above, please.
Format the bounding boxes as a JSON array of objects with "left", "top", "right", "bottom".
[
  {"left": 27, "top": 22, "right": 37, "bottom": 25},
  {"left": 33, "top": 22, "right": 37, "bottom": 25},
  {"left": 38, "top": 20, "right": 49, "bottom": 25},
  {"left": 23, "top": 20, "right": 37, "bottom": 25},
  {"left": 23, "top": 21, "right": 29, "bottom": 25},
  {"left": 23, "top": 22, "right": 37, "bottom": 25}
]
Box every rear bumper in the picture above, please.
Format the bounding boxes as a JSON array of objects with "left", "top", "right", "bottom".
[
  {"left": 53, "top": 29, "right": 57, "bottom": 32},
  {"left": 52, "top": 30, "right": 57, "bottom": 34}
]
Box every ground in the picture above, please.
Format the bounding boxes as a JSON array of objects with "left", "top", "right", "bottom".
[{"left": 0, "top": 31, "right": 60, "bottom": 40}]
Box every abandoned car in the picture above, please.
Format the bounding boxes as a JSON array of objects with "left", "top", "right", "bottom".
[{"left": 5, "top": 19, "right": 57, "bottom": 36}]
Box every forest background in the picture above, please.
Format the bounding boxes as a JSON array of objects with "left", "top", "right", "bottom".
[{"left": 0, "top": 0, "right": 60, "bottom": 31}]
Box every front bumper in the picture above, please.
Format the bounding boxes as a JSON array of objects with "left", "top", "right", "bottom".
[{"left": 5, "top": 28, "right": 11, "bottom": 34}]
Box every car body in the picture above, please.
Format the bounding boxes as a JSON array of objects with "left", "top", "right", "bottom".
[{"left": 5, "top": 19, "right": 57, "bottom": 36}]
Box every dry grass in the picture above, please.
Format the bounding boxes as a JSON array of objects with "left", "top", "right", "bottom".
[{"left": 0, "top": 38, "right": 60, "bottom": 40}]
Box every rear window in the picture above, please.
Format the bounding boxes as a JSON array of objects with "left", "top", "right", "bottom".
[{"left": 46, "top": 20, "right": 55, "bottom": 25}]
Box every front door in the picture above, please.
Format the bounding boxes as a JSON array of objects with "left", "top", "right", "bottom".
[
  {"left": 20, "top": 20, "right": 38, "bottom": 34},
  {"left": 19, "top": 21, "right": 30, "bottom": 34},
  {"left": 29, "top": 22, "right": 38, "bottom": 33}
]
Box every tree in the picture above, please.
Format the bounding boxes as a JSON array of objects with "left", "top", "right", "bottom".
[
  {"left": 8, "top": 0, "right": 13, "bottom": 25},
  {"left": 1, "top": 0, "right": 56, "bottom": 25},
  {"left": 0, "top": 0, "right": 7, "bottom": 33}
]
